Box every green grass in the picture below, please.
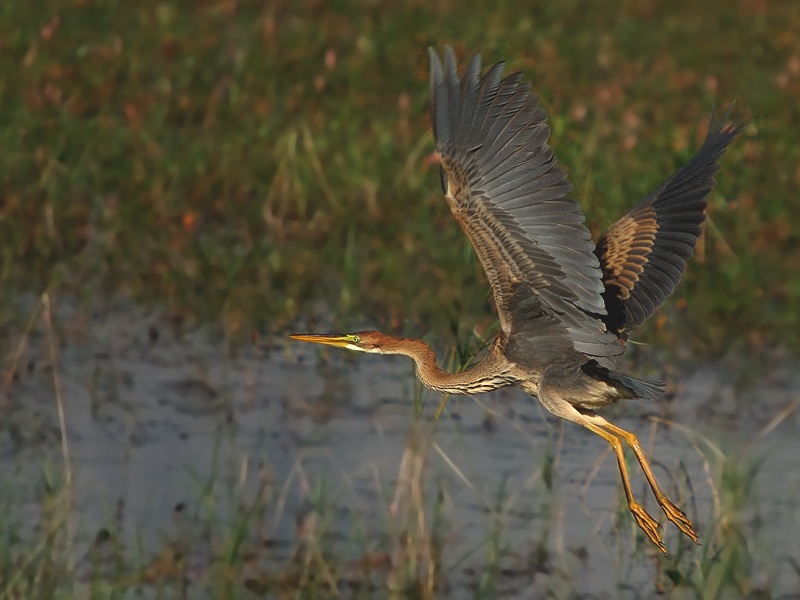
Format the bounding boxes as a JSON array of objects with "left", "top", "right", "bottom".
[{"left": 0, "top": 0, "right": 798, "bottom": 353}]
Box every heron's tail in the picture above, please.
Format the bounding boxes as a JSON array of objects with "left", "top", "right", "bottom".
[
  {"left": 582, "top": 360, "right": 664, "bottom": 400},
  {"left": 612, "top": 372, "right": 665, "bottom": 400}
]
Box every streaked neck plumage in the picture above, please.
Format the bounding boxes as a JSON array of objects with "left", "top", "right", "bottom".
[{"left": 384, "top": 336, "right": 517, "bottom": 395}]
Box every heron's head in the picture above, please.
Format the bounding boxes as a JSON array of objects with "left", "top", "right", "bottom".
[{"left": 289, "top": 331, "right": 396, "bottom": 354}]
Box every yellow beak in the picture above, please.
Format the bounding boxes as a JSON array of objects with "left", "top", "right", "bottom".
[{"left": 289, "top": 333, "right": 353, "bottom": 349}]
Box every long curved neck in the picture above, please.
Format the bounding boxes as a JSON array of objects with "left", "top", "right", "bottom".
[{"left": 389, "top": 337, "right": 516, "bottom": 395}]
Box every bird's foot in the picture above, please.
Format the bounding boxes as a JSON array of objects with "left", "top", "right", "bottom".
[
  {"left": 629, "top": 501, "right": 668, "bottom": 556},
  {"left": 657, "top": 494, "right": 699, "bottom": 544}
]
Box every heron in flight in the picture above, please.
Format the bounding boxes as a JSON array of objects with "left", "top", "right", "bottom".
[{"left": 291, "top": 46, "right": 744, "bottom": 555}]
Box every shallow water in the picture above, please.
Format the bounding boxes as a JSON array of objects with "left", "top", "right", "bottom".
[{"left": 2, "top": 300, "right": 799, "bottom": 597}]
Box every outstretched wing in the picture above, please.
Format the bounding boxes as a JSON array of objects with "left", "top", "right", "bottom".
[
  {"left": 595, "top": 105, "right": 745, "bottom": 336},
  {"left": 428, "top": 46, "right": 619, "bottom": 360}
]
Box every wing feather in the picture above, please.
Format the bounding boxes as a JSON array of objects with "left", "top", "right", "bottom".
[
  {"left": 429, "top": 46, "right": 620, "bottom": 361},
  {"left": 595, "top": 105, "right": 746, "bottom": 334}
]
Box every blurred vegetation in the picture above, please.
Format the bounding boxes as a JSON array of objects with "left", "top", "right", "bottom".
[{"left": 1, "top": 0, "right": 798, "bottom": 354}]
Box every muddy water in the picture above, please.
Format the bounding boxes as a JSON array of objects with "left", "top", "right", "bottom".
[{"left": 3, "top": 302, "right": 800, "bottom": 596}]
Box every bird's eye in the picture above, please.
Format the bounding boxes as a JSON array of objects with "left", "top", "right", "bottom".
[{"left": 351, "top": 335, "right": 361, "bottom": 343}]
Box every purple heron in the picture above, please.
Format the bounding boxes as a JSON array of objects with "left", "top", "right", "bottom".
[{"left": 291, "top": 46, "right": 744, "bottom": 555}]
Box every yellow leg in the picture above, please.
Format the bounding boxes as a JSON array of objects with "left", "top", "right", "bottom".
[
  {"left": 582, "top": 421, "right": 668, "bottom": 555},
  {"left": 600, "top": 420, "right": 699, "bottom": 544}
]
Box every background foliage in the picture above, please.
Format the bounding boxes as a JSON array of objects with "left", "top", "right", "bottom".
[{"left": 1, "top": 0, "right": 798, "bottom": 354}]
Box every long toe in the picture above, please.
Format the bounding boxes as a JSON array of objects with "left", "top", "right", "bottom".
[
  {"left": 659, "top": 495, "right": 699, "bottom": 544},
  {"left": 630, "top": 502, "right": 667, "bottom": 556}
]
